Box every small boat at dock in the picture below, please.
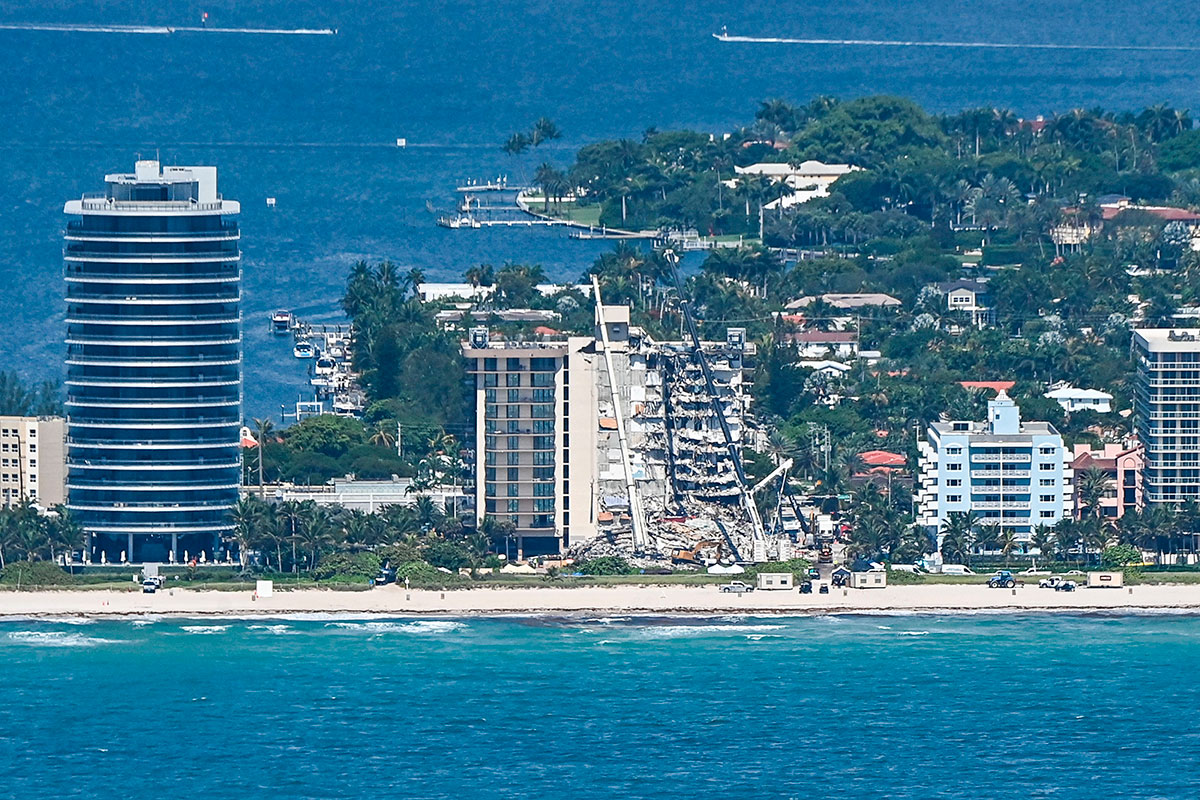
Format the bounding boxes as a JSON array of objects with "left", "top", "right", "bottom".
[
  {"left": 293, "top": 340, "right": 315, "bottom": 359},
  {"left": 271, "top": 310, "right": 294, "bottom": 334}
]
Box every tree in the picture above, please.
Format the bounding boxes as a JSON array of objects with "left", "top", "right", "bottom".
[
  {"left": 1076, "top": 466, "right": 1111, "bottom": 519},
  {"left": 252, "top": 417, "right": 275, "bottom": 498}
]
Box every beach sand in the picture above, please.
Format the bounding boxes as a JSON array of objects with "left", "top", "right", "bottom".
[{"left": 0, "top": 582, "right": 1194, "bottom": 617}]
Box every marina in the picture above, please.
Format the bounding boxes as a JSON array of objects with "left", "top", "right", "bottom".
[{"left": 270, "top": 312, "right": 365, "bottom": 421}]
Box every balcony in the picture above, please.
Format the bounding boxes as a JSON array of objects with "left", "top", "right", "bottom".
[
  {"left": 970, "top": 469, "right": 1031, "bottom": 479},
  {"left": 970, "top": 453, "right": 1032, "bottom": 463},
  {"left": 972, "top": 501, "right": 1032, "bottom": 510}
]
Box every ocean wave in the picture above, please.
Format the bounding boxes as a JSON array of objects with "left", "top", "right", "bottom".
[
  {"left": 180, "top": 625, "right": 230, "bottom": 635},
  {"left": 325, "top": 620, "right": 465, "bottom": 634},
  {"left": 637, "top": 623, "right": 787, "bottom": 638},
  {"left": 7, "top": 630, "right": 119, "bottom": 647},
  {"left": 899, "top": 630, "right": 930, "bottom": 636},
  {"left": 248, "top": 624, "right": 297, "bottom": 635}
]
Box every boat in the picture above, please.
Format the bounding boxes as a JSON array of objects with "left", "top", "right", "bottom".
[
  {"left": 271, "top": 310, "right": 293, "bottom": 334},
  {"left": 436, "top": 213, "right": 482, "bottom": 229},
  {"left": 314, "top": 355, "right": 337, "bottom": 376},
  {"left": 293, "top": 340, "right": 315, "bottom": 359}
]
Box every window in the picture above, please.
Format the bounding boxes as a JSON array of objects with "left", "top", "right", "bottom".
[
  {"left": 534, "top": 498, "right": 555, "bottom": 512},
  {"left": 485, "top": 389, "right": 497, "bottom": 402},
  {"left": 946, "top": 446, "right": 962, "bottom": 455},
  {"left": 1039, "top": 494, "right": 1055, "bottom": 503},
  {"left": 1039, "top": 446, "right": 1056, "bottom": 456},
  {"left": 1039, "top": 463, "right": 1055, "bottom": 471},
  {"left": 534, "top": 483, "right": 554, "bottom": 497},
  {"left": 947, "top": 463, "right": 962, "bottom": 472},
  {"left": 1040, "top": 510, "right": 1056, "bottom": 519},
  {"left": 508, "top": 468, "right": 519, "bottom": 482},
  {"left": 946, "top": 494, "right": 962, "bottom": 503},
  {"left": 508, "top": 436, "right": 519, "bottom": 451},
  {"left": 508, "top": 499, "right": 520, "bottom": 513},
  {"left": 507, "top": 452, "right": 519, "bottom": 466},
  {"left": 483, "top": 374, "right": 498, "bottom": 388},
  {"left": 507, "top": 420, "right": 521, "bottom": 433},
  {"left": 534, "top": 436, "right": 554, "bottom": 450},
  {"left": 484, "top": 358, "right": 497, "bottom": 371},
  {"left": 486, "top": 468, "right": 496, "bottom": 481},
  {"left": 507, "top": 405, "right": 521, "bottom": 418},
  {"left": 946, "top": 479, "right": 962, "bottom": 487},
  {"left": 1039, "top": 478, "right": 1054, "bottom": 487},
  {"left": 533, "top": 420, "right": 554, "bottom": 433},
  {"left": 507, "top": 389, "right": 520, "bottom": 402},
  {"left": 507, "top": 358, "right": 522, "bottom": 371},
  {"left": 506, "top": 374, "right": 521, "bottom": 387},
  {"left": 507, "top": 484, "right": 519, "bottom": 497}
]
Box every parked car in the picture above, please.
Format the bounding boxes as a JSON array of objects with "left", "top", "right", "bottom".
[
  {"left": 719, "top": 581, "right": 754, "bottom": 594},
  {"left": 1039, "top": 576, "right": 1066, "bottom": 589},
  {"left": 141, "top": 579, "right": 158, "bottom": 594},
  {"left": 987, "top": 571, "right": 1017, "bottom": 588},
  {"left": 1019, "top": 567, "right": 1051, "bottom": 576},
  {"left": 799, "top": 580, "right": 813, "bottom": 594},
  {"left": 1055, "top": 580, "right": 1077, "bottom": 592}
]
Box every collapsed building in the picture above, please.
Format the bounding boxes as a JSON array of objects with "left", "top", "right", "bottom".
[{"left": 462, "top": 300, "right": 795, "bottom": 565}]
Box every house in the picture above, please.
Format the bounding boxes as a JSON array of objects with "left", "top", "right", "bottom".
[
  {"left": 1069, "top": 440, "right": 1144, "bottom": 519},
  {"left": 797, "top": 360, "right": 853, "bottom": 377},
  {"left": 936, "top": 279, "right": 992, "bottom": 327},
  {"left": 785, "top": 293, "right": 902, "bottom": 311},
  {"left": 959, "top": 381, "right": 1015, "bottom": 394},
  {"left": 1044, "top": 383, "right": 1114, "bottom": 414},
  {"left": 1053, "top": 197, "right": 1200, "bottom": 252},
  {"left": 852, "top": 450, "right": 911, "bottom": 495},
  {"left": 729, "top": 160, "right": 860, "bottom": 209},
  {"left": 781, "top": 330, "right": 859, "bottom": 359}
]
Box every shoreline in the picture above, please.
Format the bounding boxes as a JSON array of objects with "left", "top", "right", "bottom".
[{"left": 2, "top": 583, "right": 1200, "bottom": 619}]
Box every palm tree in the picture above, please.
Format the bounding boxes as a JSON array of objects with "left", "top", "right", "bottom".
[
  {"left": 1076, "top": 466, "right": 1111, "bottom": 518},
  {"left": 405, "top": 268, "right": 426, "bottom": 299},
  {"left": 299, "top": 505, "right": 338, "bottom": 572},
  {"left": 252, "top": 417, "right": 275, "bottom": 499},
  {"left": 230, "top": 496, "right": 261, "bottom": 567}
]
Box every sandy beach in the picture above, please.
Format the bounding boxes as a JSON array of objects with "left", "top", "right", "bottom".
[{"left": 0, "top": 582, "right": 1197, "bottom": 617}]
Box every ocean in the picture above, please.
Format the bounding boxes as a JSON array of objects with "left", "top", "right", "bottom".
[
  {"left": 2, "top": 613, "right": 1199, "bottom": 798},
  {"left": 4, "top": 0, "right": 1200, "bottom": 418}
]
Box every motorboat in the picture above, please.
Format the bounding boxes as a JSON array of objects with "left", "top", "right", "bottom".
[
  {"left": 271, "top": 310, "right": 293, "bottom": 334},
  {"left": 314, "top": 355, "right": 337, "bottom": 376},
  {"left": 293, "top": 340, "right": 315, "bottom": 359}
]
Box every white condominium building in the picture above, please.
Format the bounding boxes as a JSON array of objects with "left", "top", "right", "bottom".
[
  {"left": 1132, "top": 329, "right": 1200, "bottom": 504},
  {"left": 917, "top": 392, "right": 1073, "bottom": 541}
]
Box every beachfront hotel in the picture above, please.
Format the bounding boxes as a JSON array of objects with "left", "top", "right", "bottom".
[
  {"left": 64, "top": 160, "right": 242, "bottom": 563},
  {"left": 917, "top": 391, "right": 1073, "bottom": 541},
  {"left": 1132, "top": 328, "right": 1200, "bottom": 504}
]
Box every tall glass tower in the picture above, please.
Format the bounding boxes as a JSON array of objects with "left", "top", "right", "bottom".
[{"left": 64, "top": 160, "right": 241, "bottom": 563}]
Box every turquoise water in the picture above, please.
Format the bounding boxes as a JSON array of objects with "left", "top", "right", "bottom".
[
  {"left": 2, "top": 613, "right": 1198, "bottom": 798},
  {"left": 4, "top": 0, "right": 1200, "bottom": 416}
]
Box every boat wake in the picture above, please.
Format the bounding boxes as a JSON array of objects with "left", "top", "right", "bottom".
[
  {"left": 713, "top": 32, "right": 1200, "bottom": 52},
  {"left": 0, "top": 22, "right": 336, "bottom": 36}
]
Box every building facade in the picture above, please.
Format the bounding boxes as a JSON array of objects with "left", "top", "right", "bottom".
[
  {"left": 1132, "top": 329, "right": 1200, "bottom": 504},
  {"left": 64, "top": 160, "right": 241, "bottom": 563},
  {"left": 917, "top": 392, "right": 1073, "bottom": 541},
  {"left": 462, "top": 331, "right": 580, "bottom": 558},
  {"left": 1069, "top": 441, "right": 1143, "bottom": 519},
  {"left": 0, "top": 416, "right": 66, "bottom": 508}
]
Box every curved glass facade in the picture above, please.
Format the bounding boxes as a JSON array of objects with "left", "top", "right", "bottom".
[{"left": 64, "top": 161, "right": 241, "bottom": 563}]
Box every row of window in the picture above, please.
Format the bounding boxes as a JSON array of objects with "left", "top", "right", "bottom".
[
  {"left": 480, "top": 372, "right": 556, "bottom": 388},
  {"left": 944, "top": 445, "right": 1059, "bottom": 456},
  {"left": 0, "top": 473, "right": 35, "bottom": 483},
  {"left": 484, "top": 389, "right": 556, "bottom": 403},
  {"left": 1, "top": 442, "right": 35, "bottom": 453},
  {"left": 0, "top": 428, "right": 35, "bottom": 438},
  {"left": 0, "top": 459, "right": 34, "bottom": 468}
]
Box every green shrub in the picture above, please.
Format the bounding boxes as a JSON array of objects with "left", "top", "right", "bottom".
[
  {"left": 422, "top": 539, "right": 472, "bottom": 570},
  {"left": 0, "top": 560, "right": 74, "bottom": 587},
  {"left": 886, "top": 568, "right": 924, "bottom": 585},
  {"left": 394, "top": 560, "right": 441, "bottom": 582},
  {"left": 312, "top": 551, "right": 381, "bottom": 581}
]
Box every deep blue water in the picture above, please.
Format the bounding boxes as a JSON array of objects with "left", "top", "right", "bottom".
[
  {"left": 2, "top": 613, "right": 1199, "bottom": 798},
  {"left": 4, "top": 0, "right": 1200, "bottom": 417}
]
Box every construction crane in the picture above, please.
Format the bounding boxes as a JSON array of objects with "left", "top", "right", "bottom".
[
  {"left": 751, "top": 458, "right": 793, "bottom": 495},
  {"left": 661, "top": 249, "right": 766, "bottom": 551}
]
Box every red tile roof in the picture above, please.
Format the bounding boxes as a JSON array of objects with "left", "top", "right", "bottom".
[
  {"left": 960, "top": 380, "right": 1015, "bottom": 393},
  {"left": 859, "top": 450, "right": 906, "bottom": 467}
]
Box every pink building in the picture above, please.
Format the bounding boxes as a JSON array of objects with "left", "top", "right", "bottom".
[{"left": 1070, "top": 440, "right": 1144, "bottom": 519}]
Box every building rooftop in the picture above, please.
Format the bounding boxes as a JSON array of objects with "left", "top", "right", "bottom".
[
  {"left": 786, "top": 293, "right": 901, "bottom": 310},
  {"left": 1133, "top": 328, "right": 1200, "bottom": 352},
  {"left": 1044, "top": 385, "right": 1113, "bottom": 400}
]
